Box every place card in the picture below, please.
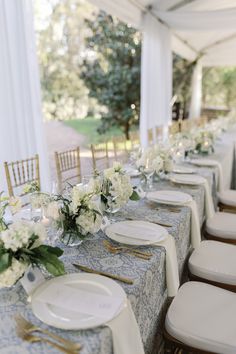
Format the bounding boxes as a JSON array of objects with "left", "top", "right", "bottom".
[
  {"left": 36, "top": 283, "right": 124, "bottom": 319},
  {"left": 20, "top": 267, "right": 45, "bottom": 295}
]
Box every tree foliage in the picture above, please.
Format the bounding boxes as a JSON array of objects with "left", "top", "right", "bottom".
[{"left": 81, "top": 11, "right": 141, "bottom": 138}]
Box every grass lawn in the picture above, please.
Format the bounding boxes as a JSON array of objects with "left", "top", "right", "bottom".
[{"left": 65, "top": 117, "right": 124, "bottom": 145}]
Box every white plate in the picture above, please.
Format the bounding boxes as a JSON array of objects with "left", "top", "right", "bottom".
[
  {"left": 147, "top": 190, "right": 192, "bottom": 206},
  {"left": 170, "top": 174, "right": 205, "bottom": 185},
  {"left": 189, "top": 158, "right": 218, "bottom": 167},
  {"left": 173, "top": 166, "right": 196, "bottom": 174},
  {"left": 31, "top": 273, "right": 126, "bottom": 330},
  {"left": 105, "top": 220, "right": 168, "bottom": 246}
]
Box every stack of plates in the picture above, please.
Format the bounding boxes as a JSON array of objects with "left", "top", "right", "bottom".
[
  {"left": 172, "top": 166, "right": 196, "bottom": 174},
  {"left": 146, "top": 190, "right": 192, "bottom": 206},
  {"left": 105, "top": 220, "right": 167, "bottom": 246},
  {"left": 169, "top": 174, "right": 205, "bottom": 185}
]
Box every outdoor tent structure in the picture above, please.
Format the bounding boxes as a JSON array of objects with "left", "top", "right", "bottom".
[{"left": 1, "top": 0, "right": 236, "bottom": 189}]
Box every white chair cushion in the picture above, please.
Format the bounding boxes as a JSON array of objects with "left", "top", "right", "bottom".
[
  {"left": 165, "top": 281, "right": 236, "bottom": 353},
  {"left": 189, "top": 241, "right": 236, "bottom": 285},
  {"left": 206, "top": 212, "right": 236, "bottom": 239},
  {"left": 218, "top": 190, "right": 236, "bottom": 207}
]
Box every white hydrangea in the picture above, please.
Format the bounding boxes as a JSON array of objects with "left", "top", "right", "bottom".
[
  {"left": 0, "top": 220, "right": 46, "bottom": 252},
  {"left": 8, "top": 197, "right": 21, "bottom": 214},
  {"left": 103, "top": 163, "right": 133, "bottom": 209},
  {"left": 76, "top": 207, "right": 102, "bottom": 235},
  {"left": 0, "top": 258, "right": 28, "bottom": 288},
  {"left": 70, "top": 185, "right": 89, "bottom": 214}
]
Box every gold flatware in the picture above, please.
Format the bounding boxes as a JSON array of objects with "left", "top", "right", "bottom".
[
  {"left": 73, "top": 263, "right": 134, "bottom": 285},
  {"left": 15, "top": 315, "right": 81, "bottom": 351},
  {"left": 126, "top": 217, "right": 172, "bottom": 228},
  {"left": 103, "top": 240, "right": 152, "bottom": 260},
  {"left": 16, "top": 326, "right": 78, "bottom": 354}
]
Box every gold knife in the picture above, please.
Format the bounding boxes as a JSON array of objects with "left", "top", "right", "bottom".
[{"left": 73, "top": 264, "right": 134, "bottom": 285}]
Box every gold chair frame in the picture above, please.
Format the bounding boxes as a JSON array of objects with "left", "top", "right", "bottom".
[
  {"left": 113, "top": 136, "right": 128, "bottom": 162},
  {"left": 55, "top": 147, "right": 81, "bottom": 191},
  {"left": 4, "top": 154, "right": 40, "bottom": 198},
  {"left": 91, "top": 143, "right": 109, "bottom": 171}
]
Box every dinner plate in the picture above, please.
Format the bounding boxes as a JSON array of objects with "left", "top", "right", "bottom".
[
  {"left": 170, "top": 174, "right": 206, "bottom": 185},
  {"left": 146, "top": 190, "right": 192, "bottom": 205},
  {"left": 189, "top": 158, "right": 218, "bottom": 167},
  {"left": 105, "top": 220, "right": 168, "bottom": 246},
  {"left": 31, "top": 273, "right": 126, "bottom": 330},
  {"left": 173, "top": 166, "right": 196, "bottom": 174}
]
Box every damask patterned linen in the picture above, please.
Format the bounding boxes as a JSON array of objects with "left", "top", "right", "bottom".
[{"left": 0, "top": 135, "right": 234, "bottom": 354}]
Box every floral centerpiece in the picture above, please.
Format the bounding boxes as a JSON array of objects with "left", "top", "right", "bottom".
[
  {"left": 192, "top": 129, "right": 215, "bottom": 155},
  {"left": 0, "top": 220, "right": 65, "bottom": 288},
  {"left": 50, "top": 184, "right": 103, "bottom": 246},
  {"left": 136, "top": 144, "right": 174, "bottom": 177},
  {"left": 101, "top": 162, "right": 139, "bottom": 213}
]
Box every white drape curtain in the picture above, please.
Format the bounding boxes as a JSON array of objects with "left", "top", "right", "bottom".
[
  {"left": 140, "top": 13, "right": 172, "bottom": 146},
  {"left": 0, "top": 0, "right": 50, "bottom": 192},
  {"left": 189, "top": 60, "right": 202, "bottom": 120}
]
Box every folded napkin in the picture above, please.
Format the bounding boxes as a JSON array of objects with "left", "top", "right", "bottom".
[
  {"left": 107, "top": 300, "right": 145, "bottom": 354},
  {"left": 184, "top": 199, "right": 201, "bottom": 249},
  {"left": 154, "top": 234, "right": 179, "bottom": 297},
  {"left": 107, "top": 222, "right": 166, "bottom": 242}
]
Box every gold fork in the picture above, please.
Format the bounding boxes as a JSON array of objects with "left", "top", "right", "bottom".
[
  {"left": 16, "top": 326, "right": 79, "bottom": 354},
  {"left": 103, "top": 240, "right": 152, "bottom": 260},
  {"left": 15, "top": 315, "right": 81, "bottom": 352}
]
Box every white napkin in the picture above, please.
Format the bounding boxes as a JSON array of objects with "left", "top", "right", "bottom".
[
  {"left": 107, "top": 222, "right": 164, "bottom": 242},
  {"left": 107, "top": 300, "right": 145, "bottom": 354},
  {"left": 154, "top": 234, "right": 179, "bottom": 297},
  {"left": 184, "top": 199, "right": 201, "bottom": 249},
  {"left": 201, "top": 178, "right": 215, "bottom": 219}
]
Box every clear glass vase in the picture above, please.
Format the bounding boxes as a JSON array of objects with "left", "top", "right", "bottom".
[{"left": 59, "top": 229, "right": 84, "bottom": 247}]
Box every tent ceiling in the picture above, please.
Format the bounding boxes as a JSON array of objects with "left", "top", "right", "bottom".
[{"left": 89, "top": 0, "right": 236, "bottom": 66}]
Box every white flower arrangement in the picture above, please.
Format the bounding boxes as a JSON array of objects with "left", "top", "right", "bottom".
[
  {"left": 55, "top": 184, "right": 103, "bottom": 245},
  {"left": 23, "top": 181, "right": 40, "bottom": 194},
  {"left": 191, "top": 129, "right": 215, "bottom": 155},
  {"left": 0, "top": 220, "right": 65, "bottom": 288},
  {"left": 136, "top": 144, "right": 173, "bottom": 174},
  {"left": 101, "top": 162, "right": 139, "bottom": 211}
]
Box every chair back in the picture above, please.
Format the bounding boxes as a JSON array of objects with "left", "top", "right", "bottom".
[
  {"left": 129, "top": 131, "right": 140, "bottom": 150},
  {"left": 113, "top": 136, "right": 128, "bottom": 163},
  {"left": 91, "top": 143, "right": 109, "bottom": 172},
  {"left": 55, "top": 147, "right": 81, "bottom": 192},
  {"left": 4, "top": 154, "right": 40, "bottom": 203}
]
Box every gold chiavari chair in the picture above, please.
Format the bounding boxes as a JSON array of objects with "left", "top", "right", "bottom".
[
  {"left": 113, "top": 136, "right": 129, "bottom": 163},
  {"left": 198, "top": 115, "right": 208, "bottom": 127},
  {"left": 91, "top": 142, "right": 109, "bottom": 172},
  {"left": 169, "top": 121, "right": 180, "bottom": 135},
  {"left": 147, "top": 128, "right": 154, "bottom": 145},
  {"left": 155, "top": 126, "right": 163, "bottom": 140},
  {"left": 55, "top": 147, "right": 81, "bottom": 192},
  {"left": 129, "top": 131, "right": 140, "bottom": 150},
  {"left": 179, "top": 119, "right": 194, "bottom": 133},
  {"left": 4, "top": 154, "right": 40, "bottom": 205}
]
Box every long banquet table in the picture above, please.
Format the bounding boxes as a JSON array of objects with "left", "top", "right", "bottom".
[{"left": 0, "top": 129, "right": 236, "bottom": 354}]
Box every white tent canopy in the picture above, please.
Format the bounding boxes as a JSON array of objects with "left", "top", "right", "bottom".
[{"left": 1, "top": 0, "right": 236, "bottom": 190}]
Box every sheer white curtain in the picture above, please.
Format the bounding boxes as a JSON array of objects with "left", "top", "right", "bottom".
[
  {"left": 0, "top": 0, "right": 50, "bottom": 192},
  {"left": 189, "top": 60, "right": 202, "bottom": 119},
  {"left": 140, "top": 13, "right": 172, "bottom": 146}
]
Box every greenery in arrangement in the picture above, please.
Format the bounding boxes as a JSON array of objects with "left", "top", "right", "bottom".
[
  {"left": 0, "top": 220, "right": 65, "bottom": 287},
  {"left": 81, "top": 11, "right": 141, "bottom": 139}
]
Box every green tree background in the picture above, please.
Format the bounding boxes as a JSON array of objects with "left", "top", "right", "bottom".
[{"left": 34, "top": 0, "right": 236, "bottom": 137}]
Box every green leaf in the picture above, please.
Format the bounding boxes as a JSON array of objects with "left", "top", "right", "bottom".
[
  {"left": 130, "top": 190, "right": 140, "bottom": 201},
  {"left": 30, "top": 246, "right": 65, "bottom": 276},
  {"left": 34, "top": 245, "right": 64, "bottom": 257},
  {"left": 0, "top": 252, "right": 12, "bottom": 273}
]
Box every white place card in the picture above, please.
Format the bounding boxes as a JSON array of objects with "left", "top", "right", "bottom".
[
  {"left": 20, "top": 267, "right": 45, "bottom": 295},
  {"left": 37, "top": 283, "right": 124, "bottom": 319}
]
